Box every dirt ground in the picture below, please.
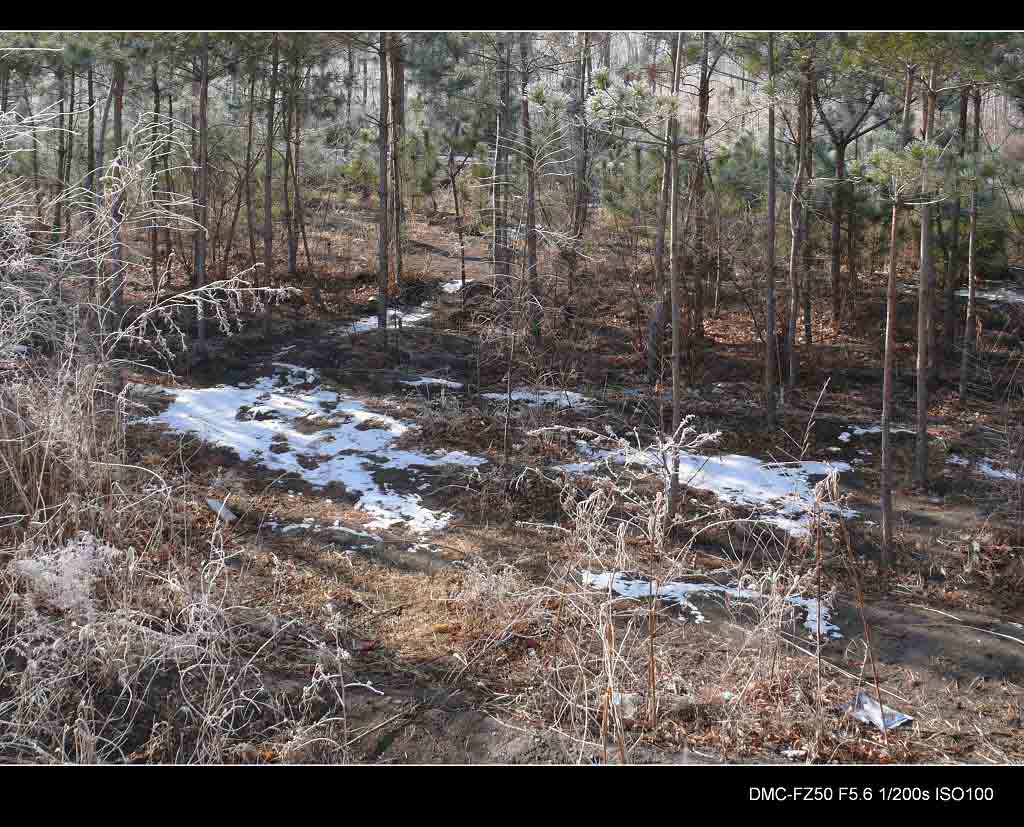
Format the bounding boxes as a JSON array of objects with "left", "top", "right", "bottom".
[{"left": 122, "top": 207, "right": 1024, "bottom": 764}]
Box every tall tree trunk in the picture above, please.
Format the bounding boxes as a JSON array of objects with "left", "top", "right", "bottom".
[
  {"left": 263, "top": 36, "right": 279, "bottom": 334},
  {"left": 377, "top": 34, "right": 390, "bottom": 339},
  {"left": 109, "top": 58, "right": 126, "bottom": 332},
  {"left": 346, "top": 45, "right": 355, "bottom": 122},
  {"left": 765, "top": 32, "right": 778, "bottom": 428},
  {"left": 914, "top": 70, "right": 936, "bottom": 488},
  {"left": 566, "top": 31, "right": 591, "bottom": 300},
  {"left": 800, "top": 64, "right": 813, "bottom": 347},
  {"left": 691, "top": 31, "right": 710, "bottom": 341},
  {"left": 491, "top": 36, "right": 505, "bottom": 286},
  {"left": 960, "top": 88, "right": 982, "bottom": 399},
  {"left": 64, "top": 68, "right": 75, "bottom": 239},
  {"left": 900, "top": 64, "right": 917, "bottom": 146},
  {"left": 944, "top": 90, "right": 969, "bottom": 359},
  {"left": 666, "top": 32, "right": 685, "bottom": 534},
  {"left": 848, "top": 137, "right": 859, "bottom": 310},
  {"left": 54, "top": 62, "right": 65, "bottom": 242},
  {"left": 520, "top": 33, "right": 539, "bottom": 343},
  {"left": 245, "top": 72, "right": 258, "bottom": 268},
  {"left": 785, "top": 72, "right": 808, "bottom": 390},
  {"left": 646, "top": 35, "right": 680, "bottom": 383},
  {"left": 151, "top": 62, "right": 161, "bottom": 292},
  {"left": 283, "top": 59, "right": 296, "bottom": 277},
  {"left": 390, "top": 37, "right": 405, "bottom": 288},
  {"left": 880, "top": 197, "right": 901, "bottom": 569},
  {"left": 195, "top": 33, "right": 210, "bottom": 356},
  {"left": 830, "top": 142, "right": 847, "bottom": 324}
]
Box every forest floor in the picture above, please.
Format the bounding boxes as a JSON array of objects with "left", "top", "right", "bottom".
[{"left": 121, "top": 206, "right": 1024, "bottom": 764}]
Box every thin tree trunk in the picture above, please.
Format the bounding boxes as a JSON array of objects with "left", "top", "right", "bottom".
[
  {"left": 691, "top": 31, "right": 710, "bottom": 341},
  {"left": 391, "top": 37, "right": 405, "bottom": 288},
  {"left": 764, "top": 32, "right": 777, "bottom": 428},
  {"left": 109, "top": 58, "right": 126, "bottom": 331},
  {"left": 800, "top": 64, "right": 813, "bottom": 347},
  {"left": 848, "top": 139, "right": 859, "bottom": 311},
  {"left": 900, "top": 64, "right": 917, "bottom": 146},
  {"left": 347, "top": 46, "right": 355, "bottom": 122},
  {"left": 64, "top": 68, "right": 75, "bottom": 239},
  {"left": 449, "top": 151, "right": 468, "bottom": 301},
  {"left": 195, "top": 33, "right": 210, "bottom": 356},
  {"left": 377, "top": 34, "right": 390, "bottom": 339},
  {"left": 647, "top": 35, "right": 679, "bottom": 383},
  {"left": 914, "top": 69, "right": 936, "bottom": 488},
  {"left": 283, "top": 60, "right": 296, "bottom": 277},
  {"left": 520, "top": 33, "right": 539, "bottom": 343},
  {"left": 785, "top": 76, "right": 807, "bottom": 390},
  {"left": 944, "top": 90, "right": 969, "bottom": 359},
  {"left": 880, "top": 198, "right": 901, "bottom": 568},
  {"left": 491, "top": 37, "right": 505, "bottom": 286},
  {"left": 666, "top": 31, "right": 684, "bottom": 532},
  {"left": 263, "top": 36, "right": 279, "bottom": 334},
  {"left": 54, "top": 62, "right": 65, "bottom": 242},
  {"left": 244, "top": 71, "right": 258, "bottom": 268},
  {"left": 960, "top": 89, "right": 982, "bottom": 399},
  {"left": 830, "top": 143, "right": 847, "bottom": 323},
  {"left": 151, "top": 62, "right": 161, "bottom": 292}
]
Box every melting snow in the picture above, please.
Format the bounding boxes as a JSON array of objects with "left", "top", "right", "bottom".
[
  {"left": 440, "top": 280, "right": 464, "bottom": 293},
  {"left": 947, "top": 454, "right": 1021, "bottom": 481},
  {"left": 345, "top": 307, "right": 433, "bottom": 335},
  {"left": 146, "top": 364, "right": 486, "bottom": 533},
  {"left": 581, "top": 571, "right": 842, "bottom": 639},
  {"left": 956, "top": 285, "right": 1024, "bottom": 305},
  {"left": 839, "top": 424, "right": 914, "bottom": 443},
  {"left": 401, "top": 377, "right": 463, "bottom": 390},
  {"left": 560, "top": 444, "right": 852, "bottom": 537},
  {"left": 482, "top": 388, "right": 593, "bottom": 409}
]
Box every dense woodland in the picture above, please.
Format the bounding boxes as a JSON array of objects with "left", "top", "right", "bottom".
[{"left": 1, "top": 31, "right": 1024, "bottom": 765}]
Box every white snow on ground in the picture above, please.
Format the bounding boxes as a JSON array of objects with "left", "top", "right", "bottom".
[
  {"left": 839, "top": 424, "right": 915, "bottom": 443},
  {"left": 147, "top": 364, "right": 486, "bottom": 533},
  {"left": 560, "top": 443, "right": 853, "bottom": 537},
  {"left": 440, "top": 280, "right": 464, "bottom": 293},
  {"left": 482, "top": 388, "right": 593, "bottom": 409},
  {"left": 401, "top": 377, "right": 463, "bottom": 390},
  {"left": 345, "top": 307, "right": 433, "bottom": 335},
  {"left": 947, "top": 454, "right": 1021, "bottom": 481},
  {"left": 581, "top": 571, "right": 842, "bottom": 639},
  {"left": 956, "top": 285, "right": 1024, "bottom": 305}
]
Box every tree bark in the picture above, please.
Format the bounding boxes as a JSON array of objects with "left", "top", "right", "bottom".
[
  {"left": 520, "top": 33, "right": 539, "bottom": 343},
  {"left": 390, "top": 37, "right": 405, "bottom": 288},
  {"left": 765, "top": 32, "right": 778, "bottom": 428},
  {"left": 646, "top": 35, "right": 680, "bottom": 383},
  {"left": 151, "top": 62, "right": 161, "bottom": 292},
  {"left": 943, "top": 90, "right": 969, "bottom": 359},
  {"left": 377, "top": 34, "right": 390, "bottom": 340},
  {"left": 830, "top": 143, "right": 847, "bottom": 323},
  {"left": 109, "top": 57, "right": 126, "bottom": 331},
  {"left": 263, "top": 36, "right": 279, "bottom": 334},
  {"left": 880, "top": 197, "right": 901, "bottom": 568},
  {"left": 195, "top": 33, "right": 210, "bottom": 356},
  {"left": 960, "top": 89, "right": 981, "bottom": 399},
  {"left": 914, "top": 69, "right": 936, "bottom": 488},
  {"left": 666, "top": 31, "right": 684, "bottom": 531}
]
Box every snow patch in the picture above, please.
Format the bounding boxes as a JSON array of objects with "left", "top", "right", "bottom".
[
  {"left": 560, "top": 444, "right": 852, "bottom": 537},
  {"left": 581, "top": 571, "right": 842, "bottom": 639},
  {"left": 146, "top": 366, "right": 486, "bottom": 534},
  {"left": 947, "top": 454, "right": 1021, "bottom": 481},
  {"left": 345, "top": 307, "right": 433, "bottom": 335},
  {"left": 401, "top": 377, "right": 463, "bottom": 390},
  {"left": 482, "top": 388, "right": 593, "bottom": 409}
]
